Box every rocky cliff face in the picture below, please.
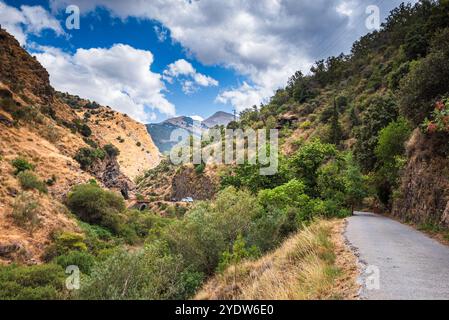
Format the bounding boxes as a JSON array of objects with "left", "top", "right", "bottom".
[
  {"left": 170, "top": 166, "right": 219, "bottom": 201},
  {"left": 392, "top": 129, "right": 449, "bottom": 226},
  {"left": 0, "top": 29, "right": 53, "bottom": 104}
]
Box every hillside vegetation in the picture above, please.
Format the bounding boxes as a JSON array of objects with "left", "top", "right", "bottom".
[
  {"left": 0, "top": 27, "right": 160, "bottom": 268},
  {"left": 1, "top": 0, "right": 449, "bottom": 300}
]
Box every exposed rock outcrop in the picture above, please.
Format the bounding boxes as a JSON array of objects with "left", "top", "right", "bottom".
[
  {"left": 171, "top": 166, "right": 219, "bottom": 201},
  {"left": 90, "top": 156, "right": 135, "bottom": 199},
  {"left": 0, "top": 28, "right": 54, "bottom": 103},
  {"left": 392, "top": 129, "right": 449, "bottom": 225}
]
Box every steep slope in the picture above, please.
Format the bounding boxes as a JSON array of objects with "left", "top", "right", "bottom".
[
  {"left": 195, "top": 220, "right": 358, "bottom": 300},
  {"left": 58, "top": 93, "right": 161, "bottom": 180},
  {"left": 0, "top": 28, "right": 160, "bottom": 263}
]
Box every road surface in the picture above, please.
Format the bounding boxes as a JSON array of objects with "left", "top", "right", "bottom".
[{"left": 345, "top": 212, "right": 449, "bottom": 300}]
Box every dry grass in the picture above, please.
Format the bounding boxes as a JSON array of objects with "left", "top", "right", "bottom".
[{"left": 195, "top": 219, "right": 359, "bottom": 300}]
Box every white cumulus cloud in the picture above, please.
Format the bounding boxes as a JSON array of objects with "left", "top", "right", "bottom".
[
  {"left": 0, "top": 1, "right": 64, "bottom": 45},
  {"left": 163, "top": 59, "right": 218, "bottom": 95},
  {"left": 33, "top": 44, "right": 175, "bottom": 123}
]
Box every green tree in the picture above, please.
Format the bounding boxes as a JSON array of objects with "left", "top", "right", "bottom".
[
  {"left": 329, "top": 98, "right": 343, "bottom": 146},
  {"left": 217, "top": 234, "right": 259, "bottom": 287},
  {"left": 374, "top": 118, "right": 412, "bottom": 204},
  {"left": 289, "top": 140, "right": 337, "bottom": 196},
  {"left": 354, "top": 93, "right": 398, "bottom": 171},
  {"left": 399, "top": 28, "right": 449, "bottom": 125},
  {"left": 343, "top": 153, "right": 368, "bottom": 215}
]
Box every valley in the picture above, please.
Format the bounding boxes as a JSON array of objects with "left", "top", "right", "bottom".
[{"left": 1, "top": 0, "right": 449, "bottom": 302}]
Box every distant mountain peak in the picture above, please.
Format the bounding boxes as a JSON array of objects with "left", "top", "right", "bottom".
[
  {"left": 203, "top": 111, "right": 235, "bottom": 128},
  {"left": 146, "top": 111, "right": 235, "bottom": 154}
]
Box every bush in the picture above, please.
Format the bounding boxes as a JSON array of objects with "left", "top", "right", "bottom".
[
  {"left": 67, "top": 184, "right": 125, "bottom": 233},
  {"left": 258, "top": 179, "right": 309, "bottom": 212},
  {"left": 0, "top": 264, "right": 65, "bottom": 300},
  {"left": 162, "top": 187, "right": 261, "bottom": 274},
  {"left": 11, "top": 105, "right": 39, "bottom": 123},
  {"left": 217, "top": 234, "right": 260, "bottom": 274},
  {"left": 194, "top": 163, "right": 205, "bottom": 175},
  {"left": 375, "top": 118, "right": 412, "bottom": 165},
  {"left": 11, "top": 192, "right": 41, "bottom": 234},
  {"left": 17, "top": 171, "right": 48, "bottom": 194},
  {"left": 103, "top": 144, "right": 120, "bottom": 157},
  {"left": 220, "top": 155, "right": 289, "bottom": 194},
  {"left": 77, "top": 242, "right": 202, "bottom": 300},
  {"left": 11, "top": 157, "right": 34, "bottom": 175},
  {"left": 74, "top": 147, "right": 106, "bottom": 169},
  {"left": 80, "top": 124, "right": 92, "bottom": 137},
  {"left": 55, "top": 250, "right": 95, "bottom": 275},
  {"left": 54, "top": 232, "right": 88, "bottom": 252}
]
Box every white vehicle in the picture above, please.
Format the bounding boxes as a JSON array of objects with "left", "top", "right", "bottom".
[{"left": 181, "top": 197, "right": 194, "bottom": 203}]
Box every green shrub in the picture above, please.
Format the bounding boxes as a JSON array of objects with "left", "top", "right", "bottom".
[
  {"left": 11, "top": 105, "right": 39, "bottom": 123},
  {"left": 74, "top": 147, "right": 106, "bottom": 169},
  {"left": 220, "top": 155, "right": 289, "bottom": 194},
  {"left": 17, "top": 171, "right": 48, "bottom": 194},
  {"left": 46, "top": 175, "right": 57, "bottom": 186},
  {"left": 0, "top": 264, "right": 65, "bottom": 300},
  {"left": 80, "top": 124, "right": 92, "bottom": 137},
  {"left": 11, "top": 157, "right": 35, "bottom": 175},
  {"left": 67, "top": 184, "right": 125, "bottom": 233},
  {"left": 375, "top": 118, "right": 412, "bottom": 165},
  {"left": 55, "top": 250, "right": 95, "bottom": 275},
  {"left": 77, "top": 242, "right": 201, "bottom": 300},
  {"left": 194, "top": 163, "right": 205, "bottom": 175},
  {"left": 104, "top": 144, "right": 120, "bottom": 157},
  {"left": 162, "top": 187, "right": 261, "bottom": 274},
  {"left": 11, "top": 192, "right": 41, "bottom": 234},
  {"left": 83, "top": 138, "right": 98, "bottom": 148},
  {"left": 217, "top": 234, "right": 260, "bottom": 274},
  {"left": 258, "top": 179, "right": 309, "bottom": 212},
  {"left": 116, "top": 210, "right": 159, "bottom": 244},
  {"left": 54, "top": 232, "right": 88, "bottom": 252}
]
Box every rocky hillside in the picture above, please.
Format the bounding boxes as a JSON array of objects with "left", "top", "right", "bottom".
[{"left": 0, "top": 28, "right": 160, "bottom": 264}]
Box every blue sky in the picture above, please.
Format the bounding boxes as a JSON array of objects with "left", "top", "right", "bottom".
[{"left": 0, "top": 0, "right": 416, "bottom": 123}]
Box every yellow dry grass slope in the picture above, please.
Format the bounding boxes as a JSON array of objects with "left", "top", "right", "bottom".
[
  {"left": 77, "top": 108, "right": 160, "bottom": 180},
  {"left": 195, "top": 219, "right": 359, "bottom": 300}
]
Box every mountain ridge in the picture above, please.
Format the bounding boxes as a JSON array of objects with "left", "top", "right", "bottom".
[{"left": 146, "top": 111, "right": 235, "bottom": 154}]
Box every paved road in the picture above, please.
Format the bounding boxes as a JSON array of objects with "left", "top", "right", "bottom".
[{"left": 345, "top": 212, "right": 449, "bottom": 300}]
